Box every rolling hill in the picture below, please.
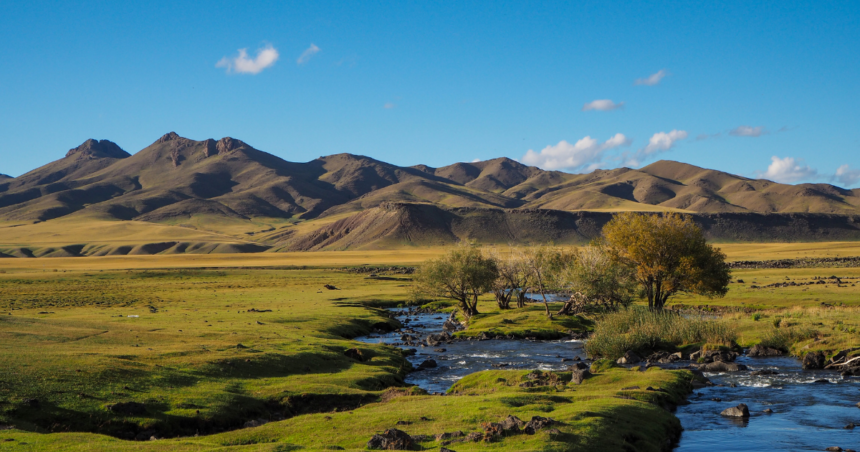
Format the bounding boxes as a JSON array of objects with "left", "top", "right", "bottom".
[{"left": 2, "top": 132, "right": 860, "bottom": 255}]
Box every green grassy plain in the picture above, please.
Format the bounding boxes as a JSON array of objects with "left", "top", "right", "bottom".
[
  {"left": 3, "top": 242, "right": 860, "bottom": 450},
  {"left": 0, "top": 265, "right": 691, "bottom": 451}
]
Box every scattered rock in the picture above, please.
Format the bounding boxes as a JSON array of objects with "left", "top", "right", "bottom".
[
  {"left": 720, "top": 403, "right": 750, "bottom": 418},
  {"left": 425, "top": 332, "right": 451, "bottom": 347},
  {"left": 750, "top": 369, "right": 779, "bottom": 376},
  {"left": 344, "top": 348, "right": 364, "bottom": 361},
  {"left": 243, "top": 419, "right": 268, "bottom": 428},
  {"left": 570, "top": 368, "right": 591, "bottom": 385},
  {"left": 106, "top": 401, "right": 146, "bottom": 415},
  {"left": 568, "top": 362, "right": 589, "bottom": 371},
  {"left": 802, "top": 351, "right": 825, "bottom": 370},
  {"left": 698, "top": 361, "right": 748, "bottom": 372},
  {"left": 464, "top": 432, "right": 483, "bottom": 442},
  {"left": 433, "top": 348, "right": 446, "bottom": 352},
  {"left": 440, "top": 448, "right": 457, "bottom": 452},
  {"left": 323, "top": 284, "right": 339, "bottom": 290},
  {"left": 747, "top": 344, "right": 783, "bottom": 357},
  {"left": 395, "top": 420, "right": 411, "bottom": 426},
  {"left": 763, "top": 408, "right": 773, "bottom": 414},
  {"left": 524, "top": 416, "right": 556, "bottom": 434},
  {"left": 366, "top": 428, "right": 417, "bottom": 450},
  {"left": 825, "top": 448, "right": 842, "bottom": 452},
  {"left": 435, "top": 431, "right": 463, "bottom": 441},
  {"left": 845, "top": 423, "right": 855, "bottom": 429},
  {"left": 417, "top": 359, "right": 437, "bottom": 369},
  {"left": 616, "top": 350, "right": 642, "bottom": 364},
  {"left": 499, "top": 415, "right": 525, "bottom": 432}
]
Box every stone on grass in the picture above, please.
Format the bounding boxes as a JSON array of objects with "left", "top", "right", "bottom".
[
  {"left": 524, "top": 416, "right": 556, "bottom": 434},
  {"left": 344, "top": 348, "right": 364, "bottom": 361},
  {"left": 720, "top": 403, "right": 750, "bottom": 418},
  {"left": 366, "top": 428, "right": 417, "bottom": 450},
  {"left": 570, "top": 368, "right": 591, "bottom": 385}
]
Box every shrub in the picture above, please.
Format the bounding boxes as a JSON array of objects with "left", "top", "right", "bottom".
[
  {"left": 585, "top": 307, "right": 736, "bottom": 359},
  {"left": 751, "top": 313, "right": 762, "bottom": 322}
]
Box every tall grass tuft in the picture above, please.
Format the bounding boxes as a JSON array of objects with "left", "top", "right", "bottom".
[
  {"left": 759, "top": 326, "right": 818, "bottom": 351},
  {"left": 586, "top": 308, "right": 737, "bottom": 359}
]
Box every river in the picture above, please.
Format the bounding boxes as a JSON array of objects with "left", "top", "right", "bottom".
[{"left": 357, "top": 309, "right": 860, "bottom": 451}]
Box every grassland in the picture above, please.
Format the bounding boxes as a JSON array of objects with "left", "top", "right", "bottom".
[
  {"left": 0, "top": 264, "right": 693, "bottom": 451},
  {"left": 3, "top": 242, "right": 860, "bottom": 450}
]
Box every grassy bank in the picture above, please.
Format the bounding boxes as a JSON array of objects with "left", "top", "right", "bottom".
[
  {"left": 454, "top": 305, "right": 593, "bottom": 340},
  {"left": 1, "top": 364, "right": 694, "bottom": 451}
]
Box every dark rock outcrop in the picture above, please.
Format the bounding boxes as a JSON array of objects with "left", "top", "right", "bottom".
[
  {"left": 367, "top": 428, "right": 417, "bottom": 450},
  {"left": 802, "top": 351, "right": 825, "bottom": 370},
  {"left": 747, "top": 344, "right": 783, "bottom": 357}
]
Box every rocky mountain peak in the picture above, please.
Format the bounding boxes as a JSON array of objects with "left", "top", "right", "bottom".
[
  {"left": 216, "top": 137, "right": 245, "bottom": 154},
  {"left": 157, "top": 132, "right": 182, "bottom": 143},
  {"left": 65, "top": 139, "right": 130, "bottom": 160}
]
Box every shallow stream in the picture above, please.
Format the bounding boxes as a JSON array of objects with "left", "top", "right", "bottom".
[{"left": 357, "top": 309, "right": 860, "bottom": 450}]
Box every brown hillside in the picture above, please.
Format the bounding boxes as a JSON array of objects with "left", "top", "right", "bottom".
[{"left": 3, "top": 134, "right": 860, "bottom": 254}]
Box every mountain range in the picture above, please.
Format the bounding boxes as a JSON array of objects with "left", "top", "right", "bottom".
[{"left": 2, "top": 133, "right": 860, "bottom": 256}]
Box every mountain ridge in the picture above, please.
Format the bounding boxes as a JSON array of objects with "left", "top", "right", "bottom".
[{"left": 2, "top": 132, "right": 860, "bottom": 254}]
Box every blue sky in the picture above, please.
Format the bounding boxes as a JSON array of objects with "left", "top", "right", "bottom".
[{"left": 1, "top": 1, "right": 858, "bottom": 186}]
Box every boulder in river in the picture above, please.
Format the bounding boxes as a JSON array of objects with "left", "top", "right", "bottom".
[
  {"left": 720, "top": 403, "right": 750, "bottom": 418},
  {"left": 747, "top": 344, "right": 783, "bottom": 357},
  {"left": 802, "top": 351, "right": 825, "bottom": 370},
  {"left": 425, "top": 332, "right": 451, "bottom": 347},
  {"left": 417, "top": 359, "right": 437, "bottom": 369},
  {"left": 698, "top": 361, "right": 748, "bottom": 372},
  {"left": 616, "top": 350, "right": 642, "bottom": 364},
  {"left": 367, "top": 428, "right": 417, "bottom": 450}
]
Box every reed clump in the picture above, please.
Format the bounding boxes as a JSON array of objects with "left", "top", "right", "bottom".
[{"left": 586, "top": 308, "right": 737, "bottom": 359}]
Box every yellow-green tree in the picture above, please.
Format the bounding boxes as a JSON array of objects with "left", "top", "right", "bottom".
[
  {"left": 602, "top": 212, "right": 731, "bottom": 310},
  {"left": 414, "top": 245, "right": 498, "bottom": 318}
]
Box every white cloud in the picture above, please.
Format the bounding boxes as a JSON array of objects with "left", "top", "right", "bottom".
[
  {"left": 383, "top": 102, "right": 396, "bottom": 109},
  {"left": 634, "top": 69, "right": 667, "bottom": 86},
  {"left": 624, "top": 130, "right": 688, "bottom": 166},
  {"left": 835, "top": 164, "right": 860, "bottom": 187},
  {"left": 729, "top": 125, "right": 767, "bottom": 137},
  {"left": 297, "top": 43, "right": 320, "bottom": 65},
  {"left": 216, "top": 44, "right": 279, "bottom": 74},
  {"left": 521, "top": 134, "right": 631, "bottom": 171},
  {"left": 472, "top": 158, "right": 481, "bottom": 163},
  {"left": 582, "top": 99, "right": 624, "bottom": 111},
  {"left": 758, "top": 156, "right": 817, "bottom": 183}
]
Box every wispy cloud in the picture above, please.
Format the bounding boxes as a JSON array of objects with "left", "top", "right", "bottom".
[
  {"left": 729, "top": 125, "right": 767, "bottom": 137},
  {"left": 216, "top": 44, "right": 279, "bottom": 74},
  {"left": 521, "top": 134, "right": 631, "bottom": 171},
  {"left": 297, "top": 43, "right": 320, "bottom": 65},
  {"left": 383, "top": 102, "right": 396, "bottom": 109},
  {"left": 634, "top": 69, "right": 668, "bottom": 86},
  {"left": 582, "top": 99, "right": 624, "bottom": 111},
  {"left": 757, "top": 156, "right": 817, "bottom": 183},
  {"left": 835, "top": 164, "right": 860, "bottom": 188},
  {"left": 624, "top": 130, "right": 688, "bottom": 166}
]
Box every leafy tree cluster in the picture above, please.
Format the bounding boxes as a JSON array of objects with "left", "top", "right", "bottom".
[{"left": 414, "top": 212, "right": 731, "bottom": 318}]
